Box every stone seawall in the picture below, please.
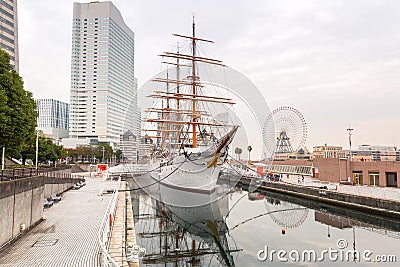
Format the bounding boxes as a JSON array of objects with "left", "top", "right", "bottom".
[{"left": 238, "top": 176, "right": 400, "bottom": 220}]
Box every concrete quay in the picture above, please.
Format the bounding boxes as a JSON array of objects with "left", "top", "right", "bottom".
[
  {"left": 0, "top": 175, "right": 118, "bottom": 267},
  {"left": 234, "top": 175, "right": 400, "bottom": 220},
  {"left": 107, "top": 181, "right": 139, "bottom": 267}
]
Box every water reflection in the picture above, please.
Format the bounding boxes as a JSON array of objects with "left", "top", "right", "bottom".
[
  {"left": 129, "top": 177, "right": 239, "bottom": 266},
  {"left": 128, "top": 176, "right": 400, "bottom": 266}
]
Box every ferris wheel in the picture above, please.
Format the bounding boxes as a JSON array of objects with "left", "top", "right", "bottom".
[{"left": 263, "top": 106, "right": 308, "bottom": 156}]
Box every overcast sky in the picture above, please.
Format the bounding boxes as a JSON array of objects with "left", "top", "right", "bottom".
[{"left": 18, "top": 0, "right": 400, "bottom": 151}]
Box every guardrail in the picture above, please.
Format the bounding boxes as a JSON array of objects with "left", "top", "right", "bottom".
[
  {"left": 98, "top": 177, "right": 121, "bottom": 267},
  {"left": 0, "top": 166, "right": 72, "bottom": 181}
]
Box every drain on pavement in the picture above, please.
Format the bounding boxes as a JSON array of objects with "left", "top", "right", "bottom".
[{"left": 32, "top": 239, "right": 59, "bottom": 247}]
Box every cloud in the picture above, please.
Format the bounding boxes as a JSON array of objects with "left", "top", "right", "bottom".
[{"left": 17, "top": 0, "right": 400, "bottom": 152}]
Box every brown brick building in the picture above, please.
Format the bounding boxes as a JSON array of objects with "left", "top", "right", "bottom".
[
  {"left": 267, "top": 158, "right": 400, "bottom": 188},
  {"left": 313, "top": 158, "right": 400, "bottom": 187}
]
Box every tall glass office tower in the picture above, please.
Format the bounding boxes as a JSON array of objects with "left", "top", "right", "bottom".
[
  {"left": 69, "top": 1, "right": 138, "bottom": 148},
  {"left": 36, "top": 99, "right": 69, "bottom": 142},
  {"left": 0, "top": 0, "right": 19, "bottom": 71}
]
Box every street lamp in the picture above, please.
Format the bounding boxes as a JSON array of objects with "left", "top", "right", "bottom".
[
  {"left": 35, "top": 130, "right": 39, "bottom": 170},
  {"left": 347, "top": 126, "right": 354, "bottom": 185},
  {"left": 347, "top": 126, "right": 354, "bottom": 161}
]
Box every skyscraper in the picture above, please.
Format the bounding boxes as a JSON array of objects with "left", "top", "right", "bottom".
[
  {"left": 69, "top": 1, "right": 138, "bottom": 148},
  {"left": 36, "top": 99, "right": 69, "bottom": 143},
  {"left": 0, "top": 0, "right": 19, "bottom": 71}
]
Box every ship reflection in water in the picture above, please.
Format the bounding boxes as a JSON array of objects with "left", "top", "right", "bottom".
[
  {"left": 129, "top": 175, "right": 239, "bottom": 266},
  {"left": 128, "top": 175, "right": 400, "bottom": 266}
]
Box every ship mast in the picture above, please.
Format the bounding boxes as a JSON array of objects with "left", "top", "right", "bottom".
[
  {"left": 143, "top": 18, "right": 234, "bottom": 149},
  {"left": 191, "top": 16, "right": 197, "bottom": 148},
  {"left": 176, "top": 42, "right": 180, "bottom": 129},
  {"left": 176, "top": 43, "right": 182, "bottom": 150}
]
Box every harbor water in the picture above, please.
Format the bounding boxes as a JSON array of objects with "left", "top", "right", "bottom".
[{"left": 127, "top": 175, "right": 400, "bottom": 266}]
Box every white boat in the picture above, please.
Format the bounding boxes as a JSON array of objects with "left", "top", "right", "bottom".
[{"left": 144, "top": 18, "right": 238, "bottom": 194}]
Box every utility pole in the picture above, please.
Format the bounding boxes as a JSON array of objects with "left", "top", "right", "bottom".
[{"left": 102, "top": 146, "right": 105, "bottom": 163}]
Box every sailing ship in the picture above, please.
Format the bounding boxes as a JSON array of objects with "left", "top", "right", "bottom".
[{"left": 143, "top": 18, "right": 238, "bottom": 194}]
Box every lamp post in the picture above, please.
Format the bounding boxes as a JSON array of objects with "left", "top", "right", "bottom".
[
  {"left": 347, "top": 126, "right": 354, "bottom": 184},
  {"left": 35, "top": 130, "right": 39, "bottom": 170},
  {"left": 347, "top": 126, "right": 354, "bottom": 161},
  {"left": 102, "top": 146, "right": 105, "bottom": 163}
]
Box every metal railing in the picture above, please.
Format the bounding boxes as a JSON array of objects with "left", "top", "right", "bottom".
[
  {"left": 98, "top": 177, "right": 121, "bottom": 267},
  {"left": 267, "top": 164, "right": 313, "bottom": 176},
  {"left": 0, "top": 166, "right": 72, "bottom": 181}
]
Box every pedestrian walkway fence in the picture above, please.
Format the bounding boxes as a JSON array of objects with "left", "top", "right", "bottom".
[
  {"left": 98, "top": 177, "right": 121, "bottom": 267},
  {"left": 0, "top": 166, "right": 72, "bottom": 181}
]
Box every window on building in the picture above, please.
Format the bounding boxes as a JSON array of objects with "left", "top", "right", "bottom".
[
  {"left": 353, "top": 171, "right": 363, "bottom": 185},
  {"left": 386, "top": 172, "right": 398, "bottom": 187},
  {"left": 368, "top": 172, "right": 379, "bottom": 186}
]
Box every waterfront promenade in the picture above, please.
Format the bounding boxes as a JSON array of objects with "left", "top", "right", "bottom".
[{"left": 0, "top": 175, "right": 117, "bottom": 267}]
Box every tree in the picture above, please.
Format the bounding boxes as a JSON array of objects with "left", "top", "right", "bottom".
[
  {"left": 20, "top": 134, "right": 36, "bottom": 165},
  {"left": 234, "top": 147, "right": 242, "bottom": 161},
  {"left": 64, "top": 148, "right": 80, "bottom": 163},
  {"left": 95, "top": 143, "right": 113, "bottom": 162},
  {"left": 115, "top": 149, "right": 122, "bottom": 163},
  {"left": 37, "top": 136, "right": 64, "bottom": 165},
  {"left": 0, "top": 49, "right": 37, "bottom": 158},
  {"left": 247, "top": 145, "right": 253, "bottom": 163}
]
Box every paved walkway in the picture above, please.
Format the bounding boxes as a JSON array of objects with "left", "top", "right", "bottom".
[
  {"left": 0, "top": 175, "right": 117, "bottom": 267},
  {"left": 281, "top": 175, "right": 400, "bottom": 202}
]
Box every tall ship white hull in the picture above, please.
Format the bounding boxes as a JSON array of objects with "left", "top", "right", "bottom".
[
  {"left": 150, "top": 157, "right": 221, "bottom": 194},
  {"left": 150, "top": 126, "right": 238, "bottom": 194}
]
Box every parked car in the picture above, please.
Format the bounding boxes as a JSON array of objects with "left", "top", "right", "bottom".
[
  {"left": 318, "top": 182, "right": 337, "bottom": 191},
  {"left": 49, "top": 194, "right": 62, "bottom": 202},
  {"left": 43, "top": 198, "right": 54, "bottom": 208},
  {"left": 78, "top": 180, "right": 86, "bottom": 187},
  {"left": 72, "top": 183, "right": 81, "bottom": 190}
]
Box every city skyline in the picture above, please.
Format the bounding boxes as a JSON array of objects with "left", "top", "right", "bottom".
[{"left": 17, "top": 0, "right": 400, "bottom": 153}]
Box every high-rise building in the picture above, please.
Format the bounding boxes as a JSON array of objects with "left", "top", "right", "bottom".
[
  {"left": 36, "top": 99, "right": 69, "bottom": 143},
  {"left": 0, "top": 0, "right": 19, "bottom": 71},
  {"left": 69, "top": 1, "right": 139, "bottom": 148},
  {"left": 120, "top": 130, "right": 137, "bottom": 163}
]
